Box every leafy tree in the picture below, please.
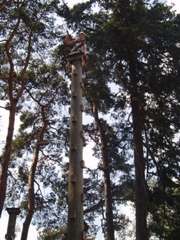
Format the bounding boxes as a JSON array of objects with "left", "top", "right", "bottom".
[
  {"left": 0, "top": 0, "right": 66, "bottom": 217},
  {"left": 5, "top": 62, "right": 69, "bottom": 240},
  {"left": 82, "top": 51, "right": 133, "bottom": 239},
  {"left": 1, "top": 1, "right": 179, "bottom": 240},
  {"left": 59, "top": 0, "right": 180, "bottom": 239},
  {"left": 37, "top": 226, "right": 67, "bottom": 240}
]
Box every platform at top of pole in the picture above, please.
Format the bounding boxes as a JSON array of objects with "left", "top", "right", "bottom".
[
  {"left": 6, "top": 208, "right": 21, "bottom": 215},
  {"left": 66, "top": 51, "right": 85, "bottom": 63}
]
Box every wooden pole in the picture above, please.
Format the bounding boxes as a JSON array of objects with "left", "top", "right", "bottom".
[
  {"left": 67, "top": 52, "right": 85, "bottom": 240},
  {"left": 5, "top": 208, "right": 21, "bottom": 240}
]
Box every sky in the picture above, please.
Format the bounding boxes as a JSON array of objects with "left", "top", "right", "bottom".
[{"left": 0, "top": 0, "right": 179, "bottom": 240}]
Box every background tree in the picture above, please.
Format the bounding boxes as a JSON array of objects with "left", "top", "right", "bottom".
[
  {"left": 4, "top": 61, "right": 69, "bottom": 240},
  {"left": 0, "top": 0, "right": 179, "bottom": 239},
  {"left": 59, "top": 0, "right": 180, "bottom": 239},
  {"left": 0, "top": 0, "right": 67, "bottom": 217}
]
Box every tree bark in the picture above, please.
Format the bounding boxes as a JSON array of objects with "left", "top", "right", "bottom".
[
  {"left": 92, "top": 104, "right": 115, "bottom": 240},
  {"left": 0, "top": 16, "right": 31, "bottom": 216},
  {"left": 129, "top": 54, "right": 148, "bottom": 240},
  {"left": 0, "top": 100, "right": 16, "bottom": 217},
  {"left": 20, "top": 146, "right": 39, "bottom": 240},
  {"left": 0, "top": 18, "right": 20, "bottom": 217},
  {"left": 21, "top": 106, "right": 47, "bottom": 240}
]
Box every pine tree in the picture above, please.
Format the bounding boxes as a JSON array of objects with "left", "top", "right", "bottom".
[
  {"left": 59, "top": 0, "right": 180, "bottom": 239},
  {"left": 0, "top": 0, "right": 66, "bottom": 217}
]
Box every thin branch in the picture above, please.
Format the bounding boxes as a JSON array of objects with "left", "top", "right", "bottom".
[
  {"left": 16, "top": 30, "right": 33, "bottom": 101},
  {"left": 84, "top": 200, "right": 104, "bottom": 214},
  {"left": 0, "top": 0, "right": 10, "bottom": 11},
  {"left": 142, "top": 141, "right": 161, "bottom": 178},
  {"left": 5, "top": 17, "right": 21, "bottom": 101},
  {"left": 0, "top": 106, "right": 9, "bottom": 110}
]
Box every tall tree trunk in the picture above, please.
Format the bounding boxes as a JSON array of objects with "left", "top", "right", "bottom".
[
  {"left": 21, "top": 107, "right": 47, "bottom": 240},
  {"left": 129, "top": 54, "right": 148, "bottom": 240},
  {"left": 92, "top": 104, "right": 115, "bottom": 240},
  {"left": 0, "top": 100, "right": 16, "bottom": 217},
  {"left": 0, "top": 18, "right": 20, "bottom": 217},
  {"left": 0, "top": 16, "right": 30, "bottom": 216},
  {"left": 20, "top": 146, "right": 39, "bottom": 240}
]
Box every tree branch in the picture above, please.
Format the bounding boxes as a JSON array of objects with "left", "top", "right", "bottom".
[{"left": 5, "top": 17, "right": 21, "bottom": 101}]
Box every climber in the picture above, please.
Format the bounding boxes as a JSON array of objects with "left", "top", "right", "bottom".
[{"left": 65, "top": 30, "right": 88, "bottom": 67}]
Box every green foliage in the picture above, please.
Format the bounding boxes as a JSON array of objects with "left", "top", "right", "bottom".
[
  {"left": 148, "top": 183, "right": 180, "bottom": 239},
  {"left": 38, "top": 226, "right": 67, "bottom": 240},
  {"left": 1, "top": 0, "right": 179, "bottom": 239},
  {"left": 61, "top": 0, "right": 180, "bottom": 238}
]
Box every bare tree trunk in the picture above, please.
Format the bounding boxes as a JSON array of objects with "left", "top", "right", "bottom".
[
  {"left": 0, "top": 17, "right": 31, "bottom": 216},
  {"left": 0, "top": 100, "right": 16, "bottom": 217},
  {"left": 92, "top": 104, "right": 115, "bottom": 240},
  {"left": 129, "top": 54, "right": 148, "bottom": 240},
  {"left": 21, "top": 107, "right": 47, "bottom": 240},
  {"left": 0, "top": 18, "right": 20, "bottom": 217},
  {"left": 20, "top": 145, "right": 39, "bottom": 240}
]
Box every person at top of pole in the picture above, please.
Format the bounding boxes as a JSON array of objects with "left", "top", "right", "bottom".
[
  {"left": 65, "top": 30, "right": 87, "bottom": 54},
  {"left": 65, "top": 30, "right": 88, "bottom": 66}
]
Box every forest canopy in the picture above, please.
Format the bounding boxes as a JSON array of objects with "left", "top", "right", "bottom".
[{"left": 0, "top": 0, "right": 179, "bottom": 240}]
